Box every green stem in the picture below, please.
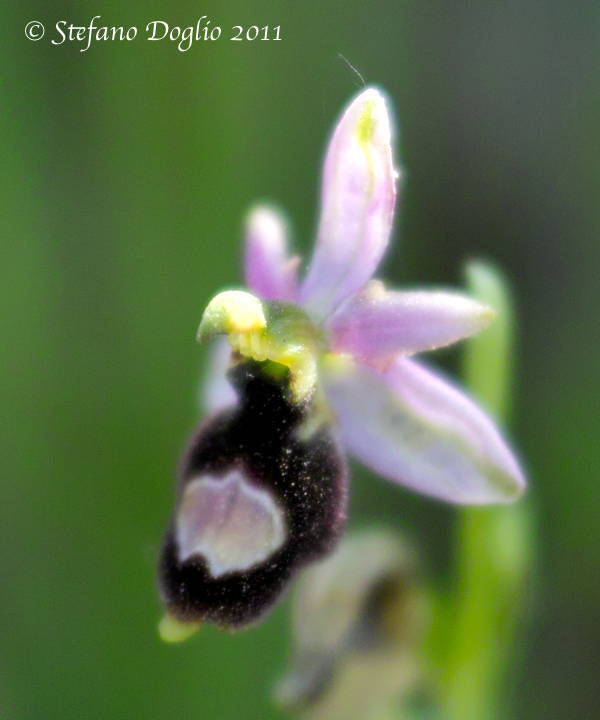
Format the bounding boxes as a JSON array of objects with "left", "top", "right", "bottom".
[{"left": 443, "top": 261, "right": 532, "bottom": 720}]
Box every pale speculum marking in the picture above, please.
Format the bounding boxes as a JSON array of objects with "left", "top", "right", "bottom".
[{"left": 176, "top": 470, "right": 287, "bottom": 577}]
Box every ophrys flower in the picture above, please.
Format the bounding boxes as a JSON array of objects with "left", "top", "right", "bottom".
[{"left": 157, "top": 88, "right": 525, "bottom": 639}]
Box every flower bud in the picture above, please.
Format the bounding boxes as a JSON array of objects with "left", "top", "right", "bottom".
[{"left": 275, "top": 530, "right": 429, "bottom": 720}]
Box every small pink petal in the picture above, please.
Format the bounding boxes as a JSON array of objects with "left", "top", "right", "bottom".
[
  {"left": 244, "top": 205, "right": 299, "bottom": 302},
  {"left": 200, "top": 337, "right": 237, "bottom": 412},
  {"left": 328, "top": 284, "right": 495, "bottom": 360},
  {"left": 300, "top": 88, "right": 398, "bottom": 321},
  {"left": 322, "top": 355, "right": 525, "bottom": 504}
]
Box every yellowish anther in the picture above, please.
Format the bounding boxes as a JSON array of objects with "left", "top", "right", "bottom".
[
  {"left": 158, "top": 614, "right": 202, "bottom": 644},
  {"left": 197, "top": 290, "right": 266, "bottom": 342}
]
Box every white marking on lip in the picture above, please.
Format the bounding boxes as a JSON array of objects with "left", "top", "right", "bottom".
[{"left": 176, "top": 469, "right": 287, "bottom": 578}]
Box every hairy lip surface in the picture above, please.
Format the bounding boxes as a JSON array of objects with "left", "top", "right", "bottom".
[{"left": 159, "top": 361, "right": 348, "bottom": 629}]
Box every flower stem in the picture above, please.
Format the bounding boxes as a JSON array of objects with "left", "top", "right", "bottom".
[{"left": 443, "top": 260, "right": 532, "bottom": 720}]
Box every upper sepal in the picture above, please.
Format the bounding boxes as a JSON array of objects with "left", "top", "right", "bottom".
[{"left": 300, "top": 88, "right": 398, "bottom": 321}]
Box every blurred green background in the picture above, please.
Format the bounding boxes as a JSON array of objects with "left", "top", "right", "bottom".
[{"left": 2, "top": 1, "right": 599, "bottom": 718}]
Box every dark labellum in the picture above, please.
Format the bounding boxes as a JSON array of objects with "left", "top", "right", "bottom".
[{"left": 158, "top": 360, "right": 348, "bottom": 630}]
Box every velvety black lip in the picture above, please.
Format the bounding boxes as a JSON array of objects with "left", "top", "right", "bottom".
[{"left": 158, "top": 360, "right": 348, "bottom": 629}]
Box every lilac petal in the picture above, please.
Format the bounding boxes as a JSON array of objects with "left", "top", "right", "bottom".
[
  {"left": 200, "top": 337, "right": 237, "bottom": 412},
  {"left": 244, "top": 205, "right": 299, "bottom": 302},
  {"left": 328, "top": 283, "right": 495, "bottom": 360},
  {"left": 321, "top": 355, "right": 525, "bottom": 504},
  {"left": 300, "top": 88, "right": 398, "bottom": 321}
]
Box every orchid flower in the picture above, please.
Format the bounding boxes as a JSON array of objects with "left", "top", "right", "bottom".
[{"left": 157, "top": 88, "right": 526, "bottom": 640}]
